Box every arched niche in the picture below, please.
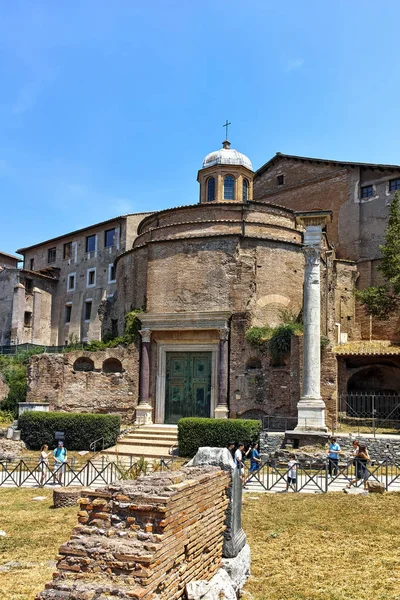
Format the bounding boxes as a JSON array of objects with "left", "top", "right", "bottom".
[{"left": 73, "top": 357, "right": 94, "bottom": 372}]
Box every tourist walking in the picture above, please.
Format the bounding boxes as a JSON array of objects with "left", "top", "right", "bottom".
[
  {"left": 39, "top": 444, "right": 50, "bottom": 487},
  {"left": 328, "top": 437, "right": 341, "bottom": 477},
  {"left": 53, "top": 441, "right": 68, "bottom": 485},
  {"left": 234, "top": 442, "right": 245, "bottom": 484},
  {"left": 346, "top": 444, "right": 370, "bottom": 489},
  {"left": 249, "top": 442, "right": 261, "bottom": 473},
  {"left": 285, "top": 454, "right": 298, "bottom": 492}
]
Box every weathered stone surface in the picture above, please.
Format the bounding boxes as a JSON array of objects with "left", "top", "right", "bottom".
[
  {"left": 186, "top": 569, "right": 236, "bottom": 600},
  {"left": 27, "top": 347, "right": 139, "bottom": 423},
  {"left": 188, "top": 447, "right": 246, "bottom": 559},
  {"left": 221, "top": 543, "right": 251, "bottom": 592},
  {"left": 37, "top": 464, "right": 231, "bottom": 600}
]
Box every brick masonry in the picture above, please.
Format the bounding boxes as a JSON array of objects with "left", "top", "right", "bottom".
[
  {"left": 36, "top": 466, "right": 230, "bottom": 600},
  {"left": 27, "top": 346, "right": 139, "bottom": 422}
]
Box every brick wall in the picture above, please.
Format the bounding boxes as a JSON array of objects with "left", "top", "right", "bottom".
[
  {"left": 37, "top": 466, "right": 230, "bottom": 600},
  {"left": 26, "top": 346, "right": 139, "bottom": 422}
]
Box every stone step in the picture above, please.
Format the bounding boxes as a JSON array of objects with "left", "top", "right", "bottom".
[
  {"left": 102, "top": 445, "right": 172, "bottom": 458},
  {"left": 124, "top": 433, "right": 177, "bottom": 442},
  {"left": 114, "top": 438, "right": 176, "bottom": 448}
]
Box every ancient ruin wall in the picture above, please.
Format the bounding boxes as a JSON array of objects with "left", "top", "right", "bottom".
[
  {"left": 37, "top": 466, "right": 230, "bottom": 600},
  {"left": 27, "top": 347, "right": 139, "bottom": 422}
]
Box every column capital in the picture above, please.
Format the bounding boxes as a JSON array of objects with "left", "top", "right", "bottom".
[
  {"left": 139, "top": 328, "right": 152, "bottom": 343},
  {"left": 218, "top": 326, "right": 230, "bottom": 341}
]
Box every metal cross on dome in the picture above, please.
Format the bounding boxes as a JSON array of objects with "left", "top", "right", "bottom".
[{"left": 223, "top": 119, "right": 231, "bottom": 140}]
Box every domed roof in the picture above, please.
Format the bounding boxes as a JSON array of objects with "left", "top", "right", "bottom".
[{"left": 202, "top": 140, "right": 253, "bottom": 171}]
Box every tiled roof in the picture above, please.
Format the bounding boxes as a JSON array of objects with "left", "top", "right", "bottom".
[
  {"left": 256, "top": 152, "right": 400, "bottom": 177},
  {"left": 0, "top": 250, "right": 22, "bottom": 261},
  {"left": 334, "top": 340, "right": 400, "bottom": 356}
]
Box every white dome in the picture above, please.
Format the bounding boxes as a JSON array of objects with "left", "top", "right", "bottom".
[{"left": 202, "top": 141, "right": 253, "bottom": 171}]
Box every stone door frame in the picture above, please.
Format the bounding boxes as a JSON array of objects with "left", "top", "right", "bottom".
[{"left": 155, "top": 342, "right": 219, "bottom": 424}]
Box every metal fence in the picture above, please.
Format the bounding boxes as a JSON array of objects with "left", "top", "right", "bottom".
[
  {"left": 339, "top": 395, "right": 400, "bottom": 435},
  {"left": 0, "top": 456, "right": 179, "bottom": 488},
  {"left": 0, "top": 343, "right": 65, "bottom": 355},
  {"left": 243, "top": 457, "right": 400, "bottom": 493}
]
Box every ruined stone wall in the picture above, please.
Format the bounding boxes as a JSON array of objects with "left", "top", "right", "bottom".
[
  {"left": 37, "top": 466, "right": 230, "bottom": 600},
  {"left": 27, "top": 347, "right": 139, "bottom": 422},
  {"left": 0, "top": 268, "right": 17, "bottom": 345},
  {"left": 0, "top": 373, "right": 9, "bottom": 404}
]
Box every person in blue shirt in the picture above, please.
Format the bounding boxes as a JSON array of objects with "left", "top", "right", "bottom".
[
  {"left": 53, "top": 440, "right": 68, "bottom": 485},
  {"left": 328, "top": 437, "right": 341, "bottom": 477},
  {"left": 249, "top": 442, "right": 262, "bottom": 473}
]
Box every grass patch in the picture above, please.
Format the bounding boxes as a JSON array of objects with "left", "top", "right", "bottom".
[
  {"left": 0, "top": 488, "right": 76, "bottom": 600},
  {"left": 243, "top": 492, "right": 400, "bottom": 600}
]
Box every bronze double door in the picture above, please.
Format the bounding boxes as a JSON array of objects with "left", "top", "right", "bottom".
[{"left": 165, "top": 352, "right": 212, "bottom": 424}]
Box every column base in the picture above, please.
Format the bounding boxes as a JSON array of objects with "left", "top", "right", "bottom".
[
  {"left": 295, "top": 396, "right": 328, "bottom": 433},
  {"left": 135, "top": 403, "right": 153, "bottom": 425},
  {"left": 214, "top": 405, "right": 229, "bottom": 419}
]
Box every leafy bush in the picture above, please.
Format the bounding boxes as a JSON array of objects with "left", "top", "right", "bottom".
[
  {"left": 0, "top": 410, "right": 14, "bottom": 424},
  {"left": 0, "top": 348, "right": 46, "bottom": 417},
  {"left": 178, "top": 417, "right": 262, "bottom": 458},
  {"left": 245, "top": 326, "right": 273, "bottom": 347},
  {"left": 268, "top": 323, "right": 303, "bottom": 363},
  {"left": 18, "top": 411, "right": 120, "bottom": 450}
]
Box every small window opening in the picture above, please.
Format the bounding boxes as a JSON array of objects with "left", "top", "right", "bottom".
[
  {"left": 86, "top": 234, "right": 96, "bottom": 253},
  {"left": 25, "top": 278, "right": 33, "bottom": 293},
  {"left": 207, "top": 177, "right": 215, "bottom": 202},
  {"left": 84, "top": 301, "right": 92, "bottom": 321},
  {"left": 87, "top": 269, "right": 96, "bottom": 287},
  {"left": 63, "top": 242, "right": 72, "bottom": 259},
  {"left": 67, "top": 274, "right": 75, "bottom": 291},
  {"left": 104, "top": 228, "right": 115, "bottom": 248},
  {"left": 277, "top": 174, "right": 285, "bottom": 186},
  {"left": 29, "top": 258, "right": 34, "bottom": 270},
  {"left": 361, "top": 185, "right": 374, "bottom": 199},
  {"left": 65, "top": 304, "right": 72, "bottom": 323},
  {"left": 24, "top": 311, "right": 32, "bottom": 327},
  {"left": 389, "top": 178, "right": 400, "bottom": 192},
  {"left": 243, "top": 179, "right": 249, "bottom": 202},
  {"left": 47, "top": 247, "right": 56, "bottom": 263},
  {"left": 224, "top": 175, "right": 235, "bottom": 200}
]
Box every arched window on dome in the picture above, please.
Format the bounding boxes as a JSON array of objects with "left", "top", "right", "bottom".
[
  {"left": 224, "top": 175, "right": 235, "bottom": 200},
  {"left": 243, "top": 178, "right": 249, "bottom": 202},
  {"left": 207, "top": 177, "right": 215, "bottom": 202}
]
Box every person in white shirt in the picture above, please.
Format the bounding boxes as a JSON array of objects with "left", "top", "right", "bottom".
[
  {"left": 285, "top": 454, "right": 298, "bottom": 492},
  {"left": 234, "top": 442, "right": 245, "bottom": 483},
  {"left": 39, "top": 444, "right": 50, "bottom": 486}
]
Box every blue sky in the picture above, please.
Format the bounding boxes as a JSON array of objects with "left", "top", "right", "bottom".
[{"left": 1, "top": 0, "right": 400, "bottom": 255}]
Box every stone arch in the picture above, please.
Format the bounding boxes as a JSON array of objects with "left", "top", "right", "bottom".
[
  {"left": 347, "top": 365, "right": 400, "bottom": 392},
  {"left": 246, "top": 357, "right": 262, "bottom": 371},
  {"left": 102, "top": 357, "right": 123, "bottom": 374},
  {"left": 238, "top": 408, "right": 266, "bottom": 421},
  {"left": 73, "top": 357, "right": 94, "bottom": 372}
]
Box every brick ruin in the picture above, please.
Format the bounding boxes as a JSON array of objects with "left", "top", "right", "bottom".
[{"left": 36, "top": 453, "right": 248, "bottom": 600}]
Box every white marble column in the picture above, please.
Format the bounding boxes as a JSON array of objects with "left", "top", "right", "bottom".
[
  {"left": 295, "top": 214, "right": 332, "bottom": 432},
  {"left": 135, "top": 328, "right": 153, "bottom": 425}
]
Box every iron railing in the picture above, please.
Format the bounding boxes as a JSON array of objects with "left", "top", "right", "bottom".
[
  {"left": 243, "top": 457, "right": 400, "bottom": 493},
  {"left": 338, "top": 395, "right": 400, "bottom": 436}
]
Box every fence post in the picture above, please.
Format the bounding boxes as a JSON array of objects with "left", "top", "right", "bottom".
[
  {"left": 325, "top": 459, "right": 328, "bottom": 493},
  {"left": 372, "top": 393, "right": 376, "bottom": 438},
  {"left": 385, "top": 457, "right": 389, "bottom": 491}
]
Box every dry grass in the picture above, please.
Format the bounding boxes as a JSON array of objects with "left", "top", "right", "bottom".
[
  {"left": 1, "top": 488, "right": 400, "bottom": 600},
  {"left": 0, "top": 488, "right": 76, "bottom": 600},
  {"left": 243, "top": 492, "right": 400, "bottom": 600}
]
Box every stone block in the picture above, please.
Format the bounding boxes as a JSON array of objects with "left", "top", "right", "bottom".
[
  {"left": 186, "top": 568, "right": 236, "bottom": 600},
  {"left": 221, "top": 543, "right": 251, "bottom": 592}
]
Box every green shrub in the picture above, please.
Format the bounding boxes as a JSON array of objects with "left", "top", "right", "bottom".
[
  {"left": 0, "top": 410, "right": 14, "bottom": 424},
  {"left": 18, "top": 411, "right": 120, "bottom": 451},
  {"left": 178, "top": 417, "right": 262, "bottom": 458}
]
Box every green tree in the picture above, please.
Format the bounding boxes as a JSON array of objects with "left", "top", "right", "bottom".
[{"left": 356, "top": 192, "right": 400, "bottom": 319}]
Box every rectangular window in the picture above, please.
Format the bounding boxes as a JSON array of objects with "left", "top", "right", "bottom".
[
  {"left": 65, "top": 304, "right": 72, "bottom": 323},
  {"left": 84, "top": 301, "right": 92, "bottom": 321},
  {"left": 361, "top": 185, "right": 374, "bottom": 199},
  {"left": 67, "top": 273, "right": 76, "bottom": 292},
  {"left": 105, "top": 228, "right": 115, "bottom": 248},
  {"left": 108, "top": 263, "right": 116, "bottom": 283},
  {"left": 86, "top": 234, "right": 96, "bottom": 253},
  {"left": 277, "top": 174, "right": 285, "bottom": 186},
  {"left": 389, "top": 178, "right": 400, "bottom": 192},
  {"left": 87, "top": 268, "right": 96, "bottom": 287},
  {"left": 25, "top": 278, "right": 33, "bottom": 293},
  {"left": 24, "top": 311, "right": 32, "bottom": 327},
  {"left": 48, "top": 247, "right": 56, "bottom": 263},
  {"left": 63, "top": 242, "right": 72, "bottom": 259},
  {"left": 29, "top": 258, "right": 34, "bottom": 270}
]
